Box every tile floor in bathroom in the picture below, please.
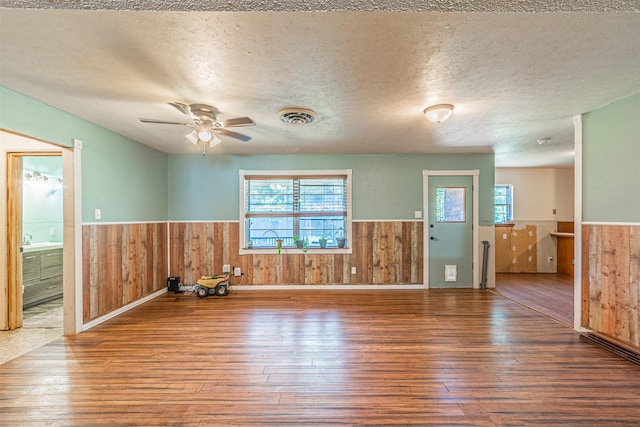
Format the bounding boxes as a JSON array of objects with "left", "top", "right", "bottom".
[{"left": 0, "top": 298, "right": 63, "bottom": 365}]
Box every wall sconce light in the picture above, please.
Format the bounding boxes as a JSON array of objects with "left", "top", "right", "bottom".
[{"left": 423, "top": 104, "right": 454, "bottom": 124}]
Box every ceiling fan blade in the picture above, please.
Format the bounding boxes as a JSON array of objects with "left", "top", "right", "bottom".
[
  {"left": 221, "top": 117, "right": 256, "bottom": 127},
  {"left": 140, "top": 118, "right": 192, "bottom": 126},
  {"left": 168, "top": 102, "right": 190, "bottom": 116},
  {"left": 215, "top": 128, "right": 252, "bottom": 142}
]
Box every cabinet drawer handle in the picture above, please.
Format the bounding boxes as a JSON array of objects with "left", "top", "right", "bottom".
[
  {"left": 25, "top": 256, "right": 37, "bottom": 260},
  {"left": 45, "top": 253, "right": 58, "bottom": 257},
  {"left": 46, "top": 285, "right": 57, "bottom": 289}
]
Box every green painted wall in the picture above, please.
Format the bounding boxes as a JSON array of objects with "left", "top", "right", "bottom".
[
  {"left": 168, "top": 153, "right": 495, "bottom": 224},
  {"left": 0, "top": 87, "right": 168, "bottom": 222},
  {"left": 2, "top": 87, "right": 495, "bottom": 224},
  {"left": 583, "top": 92, "right": 640, "bottom": 223}
]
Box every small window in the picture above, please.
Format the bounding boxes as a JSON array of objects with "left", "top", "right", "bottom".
[
  {"left": 240, "top": 170, "right": 352, "bottom": 252},
  {"left": 436, "top": 187, "right": 466, "bottom": 223},
  {"left": 494, "top": 184, "right": 513, "bottom": 224}
]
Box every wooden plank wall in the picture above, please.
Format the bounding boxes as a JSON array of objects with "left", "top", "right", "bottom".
[
  {"left": 494, "top": 224, "right": 538, "bottom": 273},
  {"left": 82, "top": 223, "right": 168, "bottom": 322},
  {"left": 169, "top": 221, "right": 423, "bottom": 286},
  {"left": 582, "top": 224, "right": 640, "bottom": 350}
]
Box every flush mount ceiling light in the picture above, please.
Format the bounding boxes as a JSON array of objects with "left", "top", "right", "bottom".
[
  {"left": 537, "top": 137, "right": 552, "bottom": 145},
  {"left": 277, "top": 107, "right": 318, "bottom": 125},
  {"left": 423, "top": 104, "right": 454, "bottom": 124}
]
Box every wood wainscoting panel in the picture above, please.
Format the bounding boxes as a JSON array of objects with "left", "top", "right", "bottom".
[
  {"left": 82, "top": 223, "right": 168, "bottom": 322},
  {"left": 169, "top": 221, "right": 423, "bottom": 286},
  {"left": 583, "top": 224, "right": 640, "bottom": 351}
]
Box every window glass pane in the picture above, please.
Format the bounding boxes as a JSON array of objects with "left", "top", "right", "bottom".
[
  {"left": 243, "top": 174, "right": 349, "bottom": 249},
  {"left": 299, "top": 178, "right": 346, "bottom": 212},
  {"left": 299, "top": 216, "right": 345, "bottom": 246},
  {"left": 494, "top": 185, "right": 513, "bottom": 224},
  {"left": 247, "top": 217, "right": 293, "bottom": 247},
  {"left": 247, "top": 179, "right": 294, "bottom": 213},
  {"left": 436, "top": 187, "right": 466, "bottom": 222}
]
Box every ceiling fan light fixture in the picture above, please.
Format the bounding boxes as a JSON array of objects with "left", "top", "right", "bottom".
[
  {"left": 209, "top": 134, "right": 222, "bottom": 148},
  {"left": 424, "top": 104, "right": 454, "bottom": 124},
  {"left": 197, "top": 125, "right": 213, "bottom": 143},
  {"left": 185, "top": 130, "right": 199, "bottom": 145}
]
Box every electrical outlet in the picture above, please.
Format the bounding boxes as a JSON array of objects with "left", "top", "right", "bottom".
[
  {"left": 234, "top": 267, "right": 242, "bottom": 277},
  {"left": 94, "top": 208, "right": 101, "bottom": 220},
  {"left": 50, "top": 227, "right": 56, "bottom": 236},
  {"left": 222, "top": 264, "right": 231, "bottom": 273},
  {"left": 351, "top": 266, "right": 357, "bottom": 275}
]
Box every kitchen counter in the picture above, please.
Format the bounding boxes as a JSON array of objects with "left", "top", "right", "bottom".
[{"left": 22, "top": 242, "right": 63, "bottom": 253}]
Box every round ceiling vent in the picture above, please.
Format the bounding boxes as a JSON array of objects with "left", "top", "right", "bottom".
[{"left": 277, "top": 108, "right": 318, "bottom": 125}]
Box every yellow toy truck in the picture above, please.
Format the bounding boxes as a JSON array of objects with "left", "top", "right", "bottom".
[{"left": 195, "top": 274, "right": 230, "bottom": 297}]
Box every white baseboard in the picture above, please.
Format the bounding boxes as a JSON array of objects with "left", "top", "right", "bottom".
[
  {"left": 231, "top": 284, "right": 426, "bottom": 291},
  {"left": 81, "top": 287, "right": 168, "bottom": 331}
]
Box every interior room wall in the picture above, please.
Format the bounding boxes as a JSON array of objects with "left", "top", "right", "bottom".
[
  {"left": 0, "top": 87, "right": 169, "bottom": 223},
  {"left": 1, "top": 88, "right": 170, "bottom": 328},
  {"left": 1, "top": 87, "right": 497, "bottom": 323},
  {"left": 495, "top": 167, "right": 575, "bottom": 273},
  {"left": 582, "top": 92, "right": 640, "bottom": 351},
  {"left": 168, "top": 153, "right": 496, "bottom": 223}
]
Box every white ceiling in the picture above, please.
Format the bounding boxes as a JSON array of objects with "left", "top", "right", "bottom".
[{"left": 1, "top": 3, "right": 639, "bottom": 167}]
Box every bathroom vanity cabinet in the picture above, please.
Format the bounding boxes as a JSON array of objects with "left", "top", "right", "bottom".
[{"left": 22, "top": 244, "right": 63, "bottom": 308}]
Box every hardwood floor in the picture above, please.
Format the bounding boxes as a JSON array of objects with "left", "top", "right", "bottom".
[
  {"left": 1, "top": 289, "right": 639, "bottom": 426},
  {"left": 494, "top": 273, "right": 574, "bottom": 326}
]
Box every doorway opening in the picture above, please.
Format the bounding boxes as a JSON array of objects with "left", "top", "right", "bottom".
[
  {"left": 492, "top": 167, "right": 576, "bottom": 327},
  {"left": 21, "top": 155, "right": 64, "bottom": 331},
  {"left": 1, "top": 130, "right": 80, "bottom": 362}
]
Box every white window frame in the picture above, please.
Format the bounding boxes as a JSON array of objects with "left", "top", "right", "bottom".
[
  {"left": 494, "top": 184, "right": 514, "bottom": 224},
  {"left": 239, "top": 169, "right": 353, "bottom": 255}
]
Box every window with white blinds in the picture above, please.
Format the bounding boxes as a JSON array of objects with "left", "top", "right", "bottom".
[{"left": 240, "top": 170, "right": 352, "bottom": 251}]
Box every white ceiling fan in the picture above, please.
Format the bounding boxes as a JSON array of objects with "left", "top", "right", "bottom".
[{"left": 140, "top": 102, "right": 255, "bottom": 154}]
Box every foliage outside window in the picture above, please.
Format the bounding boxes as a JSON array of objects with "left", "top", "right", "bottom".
[
  {"left": 494, "top": 184, "right": 513, "bottom": 224},
  {"left": 240, "top": 170, "right": 352, "bottom": 252},
  {"left": 435, "top": 187, "right": 466, "bottom": 223}
]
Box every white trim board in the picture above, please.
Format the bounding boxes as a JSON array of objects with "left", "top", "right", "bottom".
[
  {"left": 232, "top": 284, "right": 426, "bottom": 291},
  {"left": 82, "top": 287, "right": 168, "bottom": 331}
]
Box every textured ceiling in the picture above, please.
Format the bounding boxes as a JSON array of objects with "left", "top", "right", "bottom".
[
  {"left": 2, "top": 0, "right": 639, "bottom": 12},
  {"left": 1, "top": 4, "right": 639, "bottom": 167}
]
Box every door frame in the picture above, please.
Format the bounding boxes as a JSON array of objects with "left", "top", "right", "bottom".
[
  {"left": 423, "top": 170, "right": 479, "bottom": 289},
  {"left": 1, "top": 130, "right": 82, "bottom": 335}
]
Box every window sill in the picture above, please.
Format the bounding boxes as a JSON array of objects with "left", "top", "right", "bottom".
[{"left": 240, "top": 247, "right": 352, "bottom": 255}]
